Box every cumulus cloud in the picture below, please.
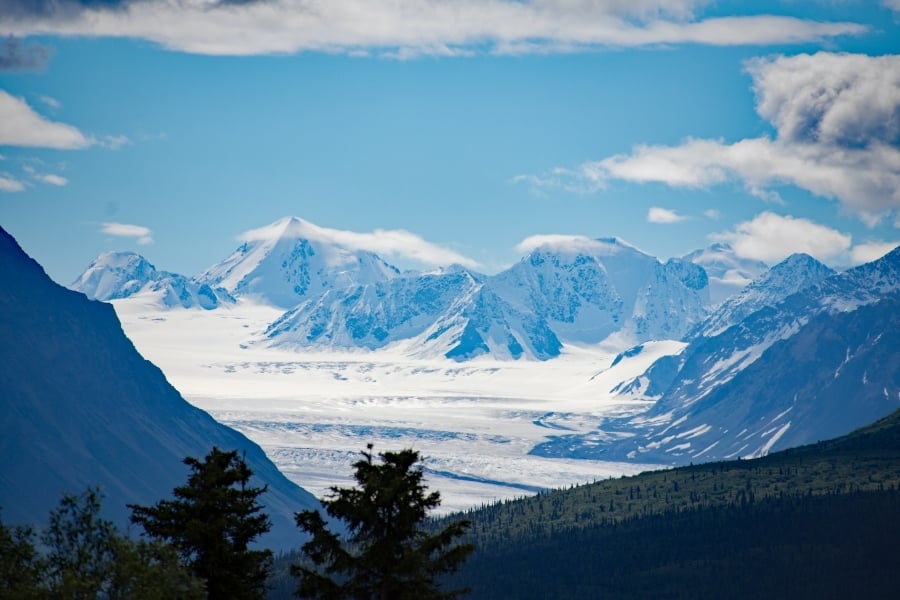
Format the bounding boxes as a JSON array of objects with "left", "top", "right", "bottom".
[
  {"left": 239, "top": 217, "right": 480, "bottom": 269},
  {"left": 647, "top": 206, "right": 687, "bottom": 223},
  {"left": 100, "top": 222, "right": 154, "bottom": 245},
  {"left": 528, "top": 53, "right": 900, "bottom": 225},
  {"left": 850, "top": 240, "right": 900, "bottom": 265},
  {"left": 0, "top": 90, "right": 91, "bottom": 148},
  {"left": 746, "top": 53, "right": 900, "bottom": 148},
  {"left": 0, "top": 35, "right": 50, "bottom": 71},
  {"left": 0, "top": 0, "right": 866, "bottom": 57},
  {"left": 0, "top": 174, "right": 26, "bottom": 192},
  {"left": 709, "top": 211, "right": 852, "bottom": 264}
]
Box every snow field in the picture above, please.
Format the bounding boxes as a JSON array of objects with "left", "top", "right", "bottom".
[{"left": 114, "top": 300, "right": 670, "bottom": 514}]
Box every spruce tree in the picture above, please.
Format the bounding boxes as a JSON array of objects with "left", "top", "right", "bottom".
[
  {"left": 293, "top": 444, "right": 473, "bottom": 600},
  {"left": 130, "top": 447, "right": 273, "bottom": 599}
]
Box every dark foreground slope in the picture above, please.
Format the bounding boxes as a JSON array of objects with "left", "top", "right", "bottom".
[
  {"left": 447, "top": 409, "right": 900, "bottom": 599},
  {"left": 0, "top": 227, "right": 318, "bottom": 550}
]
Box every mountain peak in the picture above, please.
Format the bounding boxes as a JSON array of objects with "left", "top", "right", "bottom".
[
  {"left": 199, "top": 217, "right": 400, "bottom": 308},
  {"left": 692, "top": 252, "right": 835, "bottom": 339},
  {"left": 71, "top": 251, "right": 158, "bottom": 301},
  {"left": 71, "top": 251, "right": 233, "bottom": 309},
  {"left": 239, "top": 216, "right": 312, "bottom": 244}
]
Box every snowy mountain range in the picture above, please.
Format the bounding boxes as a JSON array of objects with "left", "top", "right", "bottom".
[
  {"left": 72, "top": 217, "right": 711, "bottom": 361},
  {"left": 66, "top": 216, "right": 900, "bottom": 466},
  {"left": 1, "top": 227, "right": 319, "bottom": 549},
  {"left": 533, "top": 247, "right": 900, "bottom": 464}
]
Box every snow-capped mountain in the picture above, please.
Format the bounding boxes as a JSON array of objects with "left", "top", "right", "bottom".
[
  {"left": 691, "top": 253, "right": 836, "bottom": 339},
  {"left": 533, "top": 247, "right": 900, "bottom": 463},
  {"left": 264, "top": 267, "right": 481, "bottom": 350},
  {"left": 262, "top": 267, "right": 563, "bottom": 361},
  {"left": 260, "top": 235, "right": 707, "bottom": 360},
  {"left": 197, "top": 217, "right": 400, "bottom": 308},
  {"left": 71, "top": 251, "right": 233, "bottom": 310},
  {"left": 487, "top": 237, "right": 709, "bottom": 345},
  {"left": 416, "top": 283, "right": 563, "bottom": 361},
  {"left": 0, "top": 227, "right": 319, "bottom": 550},
  {"left": 683, "top": 243, "right": 769, "bottom": 306}
]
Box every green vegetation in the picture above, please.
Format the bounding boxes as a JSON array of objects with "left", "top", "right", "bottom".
[
  {"left": 441, "top": 409, "right": 900, "bottom": 598},
  {"left": 455, "top": 409, "right": 900, "bottom": 548},
  {"left": 5, "top": 411, "right": 900, "bottom": 599},
  {"left": 130, "top": 447, "right": 274, "bottom": 600},
  {"left": 453, "top": 489, "right": 900, "bottom": 599},
  {"left": 0, "top": 488, "right": 203, "bottom": 599},
  {"left": 293, "top": 445, "right": 473, "bottom": 600}
]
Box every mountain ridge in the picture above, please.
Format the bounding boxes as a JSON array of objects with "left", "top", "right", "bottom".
[{"left": 1, "top": 227, "right": 319, "bottom": 550}]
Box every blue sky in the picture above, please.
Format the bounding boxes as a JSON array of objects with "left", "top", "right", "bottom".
[{"left": 1, "top": 0, "right": 899, "bottom": 285}]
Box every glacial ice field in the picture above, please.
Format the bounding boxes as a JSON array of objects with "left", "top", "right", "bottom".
[{"left": 114, "top": 299, "right": 675, "bottom": 514}]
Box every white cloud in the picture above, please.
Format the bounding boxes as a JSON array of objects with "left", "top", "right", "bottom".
[
  {"left": 530, "top": 53, "right": 900, "bottom": 225},
  {"left": 703, "top": 209, "right": 720, "bottom": 220},
  {"left": 883, "top": 0, "right": 900, "bottom": 13},
  {"left": 239, "top": 217, "right": 480, "bottom": 269},
  {"left": 0, "top": 90, "right": 91, "bottom": 149},
  {"left": 37, "top": 173, "right": 68, "bottom": 186},
  {"left": 0, "top": 1, "right": 866, "bottom": 57},
  {"left": 0, "top": 174, "right": 25, "bottom": 192},
  {"left": 514, "top": 233, "right": 640, "bottom": 256},
  {"left": 850, "top": 241, "right": 899, "bottom": 265},
  {"left": 647, "top": 206, "right": 687, "bottom": 223},
  {"left": 709, "top": 211, "right": 852, "bottom": 264},
  {"left": 100, "top": 222, "right": 154, "bottom": 245}
]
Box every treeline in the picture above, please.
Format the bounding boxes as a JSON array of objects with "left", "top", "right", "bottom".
[
  {"left": 7, "top": 409, "right": 900, "bottom": 598},
  {"left": 1, "top": 445, "right": 472, "bottom": 600},
  {"left": 452, "top": 407, "right": 900, "bottom": 550},
  {"left": 448, "top": 488, "right": 900, "bottom": 599}
]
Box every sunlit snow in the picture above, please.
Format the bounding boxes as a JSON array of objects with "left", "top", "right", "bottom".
[{"left": 113, "top": 299, "right": 672, "bottom": 513}]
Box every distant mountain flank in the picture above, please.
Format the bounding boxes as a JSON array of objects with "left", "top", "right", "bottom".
[
  {"left": 690, "top": 252, "right": 836, "bottom": 339},
  {"left": 534, "top": 247, "right": 900, "bottom": 464},
  {"left": 1, "top": 227, "right": 318, "bottom": 550}
]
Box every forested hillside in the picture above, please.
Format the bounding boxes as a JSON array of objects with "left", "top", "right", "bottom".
[{"left": 443, "top": 409, "right": 900, "bottom": 598}]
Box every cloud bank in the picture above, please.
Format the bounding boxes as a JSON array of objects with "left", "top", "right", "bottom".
[
  {"left": 526, "top": 52, "right": 900, "bottom": 225},
  {"left": 709, "top": 212, "right": 851, "bottom": 264},
  {"left": 709, "top": 211, "right": 898, "bottom": 266},
  {"left": 0, "top": 0, "right": 867, "bottom": 57}
]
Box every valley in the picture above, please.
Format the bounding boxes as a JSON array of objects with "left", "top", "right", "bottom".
[{"left": 114, "top": 299, "right": 673, "bottom": 512}]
